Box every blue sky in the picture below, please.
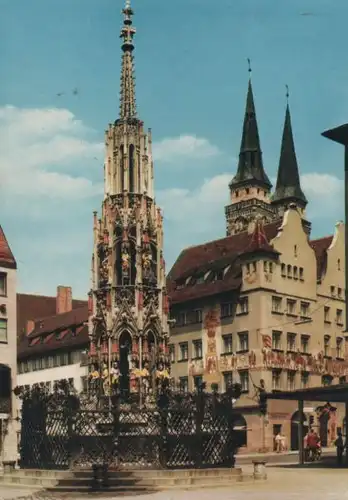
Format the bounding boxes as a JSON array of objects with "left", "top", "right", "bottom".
[{"left": 0, "top": 0, "right": 346, "bottom": 299}]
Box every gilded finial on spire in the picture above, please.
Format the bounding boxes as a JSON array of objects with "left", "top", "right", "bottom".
[
  {"left": 247, "top": 58, "right": 252, "bottom": 76},
  {"left": 119, "top": 0, "right": 137, "bottom": 120},
  {"left": 286, "top": 84, "right": 289, "bottom": 103}
]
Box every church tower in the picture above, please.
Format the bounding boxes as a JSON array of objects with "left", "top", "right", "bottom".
[
  {"left": 225, "top": 75, "right": 274, "bottom": 236},
  {"left": 88, "top": 0, "right": 170, "bottom": 399}
]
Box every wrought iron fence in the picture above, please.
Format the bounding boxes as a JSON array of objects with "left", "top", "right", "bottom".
[{"left": 16, "top": 381, "right": 242, "bottom": 470}]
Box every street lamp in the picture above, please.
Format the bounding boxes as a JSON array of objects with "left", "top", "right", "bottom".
[{"left": 321, "top": 124, "right": 348, "bottom": 332}]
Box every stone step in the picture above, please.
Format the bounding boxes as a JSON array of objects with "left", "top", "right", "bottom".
[{"left": 58, "top": 473, "right": 242, "bottom": 487}]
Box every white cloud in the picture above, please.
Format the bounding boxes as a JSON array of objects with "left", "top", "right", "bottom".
[
  {"left": 0, "top": 105, "right": 103, "bottom": 200},
  {"left": 301, "top": 172, "right": 343, "bottom": 218},
  {"left": 153, "top": 134, "right": 221, "bottom": 163},
  {"left": 158, "top": 173, "right": 230, "bottom": 235}
]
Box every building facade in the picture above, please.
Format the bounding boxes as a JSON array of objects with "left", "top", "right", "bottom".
[
  {"left": 88, "top": 2, "right": 170, "bottom": 399},
  {"left": 0, "top": 225, "right": 18, "bottom": 464},
  {"left": 17, "top": 287, "right": 88, "bottom": 394},
  {"left": 168, "top": 79, "right": 347, "bottom": 452}
]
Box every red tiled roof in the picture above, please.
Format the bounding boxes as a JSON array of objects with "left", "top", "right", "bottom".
[
  {"left": 168, "top": 221, "right": 334, "bottom": 305},
  {"left": 16, "top": 293, "right": 87, "bottom": 341},
  {"left": 28, "top": 305, "right": 89, "bottom": 338},
  {"left": 310, "top": 235, "right": 333, "bottom": 278},
  {"left": 0, "top": 225, "right": 16, "bottom": 269},
  {"left": 244, "top": 219, "right": 280, "bottom": 255},
  {"left": 18, "top": 324, "right": 89, "bottom": 360},
  {"left": 168, "top": 221, "right": 281, "bottom": 283},
  {"left": 168, "top": 221, "right": 281, "bottom": 304}
]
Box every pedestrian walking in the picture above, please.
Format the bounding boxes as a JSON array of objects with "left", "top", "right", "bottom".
[{"left": 335, "top": 430, "right": 344, "bottom": 466}]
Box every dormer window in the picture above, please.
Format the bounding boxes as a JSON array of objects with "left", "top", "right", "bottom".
[{"left": 216, "top": 270, "right": 224, "bottom": 281}]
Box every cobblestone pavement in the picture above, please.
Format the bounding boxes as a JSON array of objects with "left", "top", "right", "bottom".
[{"left": 1, "top": 465, "right": 348, "bottom": 500}]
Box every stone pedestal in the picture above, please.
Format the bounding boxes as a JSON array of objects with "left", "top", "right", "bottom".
[{"left": 252, "top": 460, "right": 267, "bottom": 480}]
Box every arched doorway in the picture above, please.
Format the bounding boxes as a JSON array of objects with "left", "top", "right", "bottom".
[
  {"left": 233, "top": 414, "right": 247, "bottom": 447},
  {"left": 119, "top": 331, "right": 132, "bottom": 399},
  {"left": 290, "top": 411, "right": 308, "bottom": 450}
]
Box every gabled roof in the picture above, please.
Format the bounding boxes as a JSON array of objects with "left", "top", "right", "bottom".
[
  {"left": 309, "top": 235, "right": 333, "bottom": 279},
  {"left": 243, "top": 218, "right": 280, "bottom": 256},
  {"left": 0, "top": 225, "right": 16, "bottom": 270}
]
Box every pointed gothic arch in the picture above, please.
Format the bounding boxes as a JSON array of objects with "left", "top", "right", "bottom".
[
  {"left": 120, "top": 145, "right": 125, "bottom": 192},
  {"left": 129, "top": 144, "right": 135, "bottom": 192}
]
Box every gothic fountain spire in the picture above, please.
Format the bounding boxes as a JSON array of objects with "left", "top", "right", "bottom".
[
  {"left": 88, "top": 0, "right": 170, "bottom": 403},
  {"left": 119, "top": 0, "right": 137, "bottom": 120}
]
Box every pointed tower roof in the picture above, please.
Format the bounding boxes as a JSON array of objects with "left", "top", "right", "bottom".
[
  {"left": 230, "top": 78, "right": 272, "bottom": 190},
  {"left": 272, "top": 97, "right": 307, "bottom": 207},
  {"left": 118, "top": 0, "right": 137, "bottom": 121},
  {"left": 0, "top": 225, "right": 16, "bottom": 269}
]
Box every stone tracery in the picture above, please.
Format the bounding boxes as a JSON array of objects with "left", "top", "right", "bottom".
[{"left": 87, "top": 2, "right": 169, "bottom": 402}]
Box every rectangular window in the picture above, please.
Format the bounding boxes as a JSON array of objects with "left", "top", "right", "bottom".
[
  {"left": 238, "top": 297, "right": 249, "bottom": 315},
  {"left": 300, "top": 301, "right": 310, "bottom": 318},
  {"left": 169, "top": 344, "right": 175, "bottom": 363},
  {"left": 287, "top": 333, "right": 296, "bottom": 352},
  {"left": 239, "top": 370, "right": 249, "bottom": 393},
  {"left": 238, "top": 331, "right": 249, "bottom": 352},
  {"left": 0, "top": 319, "right": 8, "bottom": 343},
  {"left": 222, "top": 334, "right": 233, "bottom": 354},
  {"left": 48, "top": 356, "right": 54, "bottom": 368},
  {"left": 287, "top": 371, "right": 296, "bottom": 391},
  {"left": 192, "top": 339, "right": 203, "bottom": 359},
  {"left": 177, "top": 312, "right": 187, "bottom": 327},
  {"left": 301, "top": 371, "right": 309, "bottom": 389},
  {"left": 0, "top": 273, "right": 7, "bottom": 296},
  {"left": 286, "top": 299, "right": 296, "bottom": 316},
  {"left": 272, "top": 331, "right": 282, "bottom": 350},
  {"left": 338, "top": 287, "right": 343, "bottom": 299},
  {"left": 336, "top": 309, "right": 343, "bottom": 326},
  {"left": 322, "top": 375, "right": 333, "bottom": 386},
  {"left": 179, "top": 342, "right": 188, "bottom": 361},
  {"left": 299, "top": 267, "right": 304, "bottom": 280},
  {"left": 272, "top": 370, "right": 281, "bottom": 391},
  {"left": 179, "top": 376, "right": 189, "bottom": 393},
  {"left": 336, "top": 338, "right": 343, "bottom": 359},
  {"left": 272, "top": 296, "right": 282, "bottom": 314},
  {"left": 301, "top": 335, "right": 309, "bottom": 354},
  {"left": 223, "top": 371, "right": 233, "bottom": 391},
  {"left": 324, "top": 335, "right": 330, "bottom": 357},
  {"left": 221, "top": 302, "right": 233, "bottom": 318},
  {"left": 193, "top": 375, "right": 203, "bottom": 389},
  {"left": 324, "top": 306, "right": 330, "bottom": 323},
  {"left": 194, "top": 309, "right": 202, "bottom": 323}
]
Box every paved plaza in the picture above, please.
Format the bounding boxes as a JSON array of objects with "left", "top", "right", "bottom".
[{"left": 1, "top": 463, "right": 348, "bottom": 500}]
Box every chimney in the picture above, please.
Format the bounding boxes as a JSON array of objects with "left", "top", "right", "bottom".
[
  {"left": 26, "top": 319, "right": 35, "bottom": 336},
  {"left": 56, "top": 286, "right": 73, "bottom": 315}
]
